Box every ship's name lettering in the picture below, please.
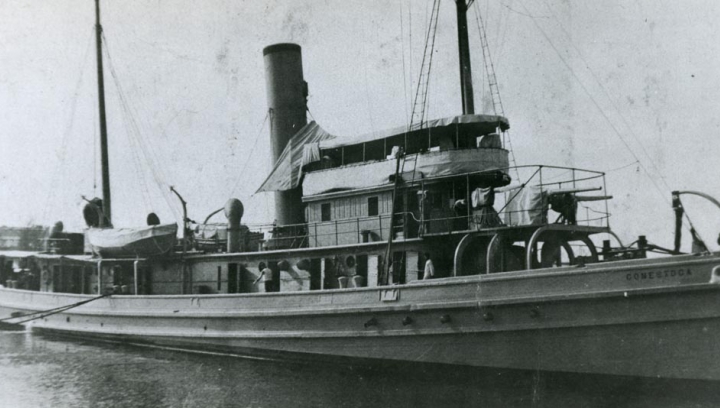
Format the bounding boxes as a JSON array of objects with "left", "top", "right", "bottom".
[{"left": 625, "top": 268, "right": 691, "bottom": 281}]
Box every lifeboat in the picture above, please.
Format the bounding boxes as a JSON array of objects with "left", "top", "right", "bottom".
[{"left": 85, "top": 224, "right": 178, "bottom": 258}]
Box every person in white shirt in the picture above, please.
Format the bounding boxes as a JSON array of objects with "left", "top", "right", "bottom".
[
  {"left": 423, "top": 252, "right": 435, "bottom": 280},
  {"left": 253, "top": 262, "right": 275, "bottom": 292}
]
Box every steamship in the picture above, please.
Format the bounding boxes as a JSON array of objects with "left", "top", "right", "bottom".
[{"left": 2, "top": 1, "right": 720, "bottom": 381}]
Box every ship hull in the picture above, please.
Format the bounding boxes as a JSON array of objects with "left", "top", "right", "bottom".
[
  {"left": 33, "top": 315, "right": 720, "bottom": 381},
  {"left": 1, "top": 253, "right": 720, "bottom": 380}
]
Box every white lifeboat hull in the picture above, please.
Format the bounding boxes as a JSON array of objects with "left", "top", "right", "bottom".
[{"left": 86, "top": 224, "right": 178, "bottom": 258}]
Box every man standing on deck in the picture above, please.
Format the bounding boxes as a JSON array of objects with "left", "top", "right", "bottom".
[
  {"left": 423, "top": 253, "right": 435, "bottom": 280},
  {"left": 254, "top": 262, "right": 275, "bottom": 292}
]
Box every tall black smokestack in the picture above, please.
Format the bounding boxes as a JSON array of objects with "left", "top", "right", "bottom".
[{"left": 263, "top": 43, "right": 308, "bottom": 226}]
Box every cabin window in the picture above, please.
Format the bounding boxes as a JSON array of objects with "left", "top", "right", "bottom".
[
  {"left": 384, "top": 135, "right": 405, "bottom": 156},
  {"left": 321, "top": 203, "right": 332, "bottom": 221},
  {"left": 364, "top": 140, "right": 385, "bottom": 161},
  {"left": 343, "top": 144, "right": 364, "bottom": 165},
  {"left": 322, "top": 148, "right": 341, "bottom": 169},
  {"left": 368, "top": 197, "right": 379, "bottom": 216},
  {"left": 406, "top": 133, "right": 424, "bottom": 155}
]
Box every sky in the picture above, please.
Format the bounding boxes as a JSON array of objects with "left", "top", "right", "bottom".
[{"left": 1, "top": 0, "right": 719, "bottom": 252}]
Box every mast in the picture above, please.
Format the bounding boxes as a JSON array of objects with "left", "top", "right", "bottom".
[
  {"left": 455, "top": 0, "right": 475, "bottom": 115},
  {"left": 95, "top": 0, "right": 112, "bottom": 227}
]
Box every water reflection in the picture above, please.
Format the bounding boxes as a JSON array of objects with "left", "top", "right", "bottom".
[{"left": 0, "top": 330, "right": 718, "bottom": 407}]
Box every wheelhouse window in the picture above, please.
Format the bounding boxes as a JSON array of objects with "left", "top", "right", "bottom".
[
  {"left": 321, "top": 203, "right": 332, "bottom": 221},
  {"left": 368, "top": 196, "right": 379, "bottom": 216}
]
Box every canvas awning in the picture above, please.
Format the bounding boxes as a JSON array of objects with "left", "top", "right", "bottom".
[
  {"left": 303, "top": 148, "right": 509, "bottom": 196},
  {"left": 255, "top": 121, "right": 337, "bottom": 193},
  {"left": 318, "top": 114, "right": 509, "bottom": 149},
  {"left": 256, "top": 114, "right": 509, "bottom": 193}
]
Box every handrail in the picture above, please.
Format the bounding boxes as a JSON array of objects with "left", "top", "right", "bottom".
[{"left": 224, "top": 164, "right": 612, "bottom": 250}]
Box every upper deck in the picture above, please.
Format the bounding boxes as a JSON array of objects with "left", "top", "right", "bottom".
[
  {"left": 255, "top": 164, "right": 611, "bottom": 250},
  {"left": 256, "top": 114, "right": 510, "bottom": 196}
]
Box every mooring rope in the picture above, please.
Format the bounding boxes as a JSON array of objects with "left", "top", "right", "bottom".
[{"left": 0, "top": 293, "right": 111, "bottom": 325}]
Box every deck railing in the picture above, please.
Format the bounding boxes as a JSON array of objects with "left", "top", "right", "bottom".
[{"left": 238, "top": 165, "right": 611, "bottom": 250}]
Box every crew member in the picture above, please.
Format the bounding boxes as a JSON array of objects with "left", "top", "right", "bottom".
[
  {"left": 254, "top": 262, "right": 275, "bottom": 292},
  {"left": 423, "top": 252, "right": 435, "bottom": 280}
]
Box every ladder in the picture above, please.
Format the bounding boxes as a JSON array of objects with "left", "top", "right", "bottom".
[
  {"left": 382, "top": 151, "right": 406, "bottom": 285},
  {"left": 473, "top": 1, "right": 519, "bottom": 172},
  {"left": 477, "top": 13, "right": 503, "bottom": 118},
  {"left": 400, "top": 151, "right": 419, "bottom": 187}
]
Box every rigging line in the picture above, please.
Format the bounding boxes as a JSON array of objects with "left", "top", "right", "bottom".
[
  {"left": 409, "top": 0, "right": 440, "bottom": 128},
  {"left": 102, "top": 41, "right": 180, "bottom": 221},
  {"left": 104, "top": 59, "right": 153, "bottom": 212},
  {"left": 494, "top": 0, "right": 515, "bottom": 67},
  {"left": 408, "top": 1, "right": 413, "bottom": 122},
  {"left": 359, "top": 14, "right": 375, "bottom": 136},
  {"left": 579, "top": 204, "right": 610, "bottom": 216},
  {"left": 493, "top": 0, "right": 505, "bottom": 56},
  {"left": 423, "top": 0, "right": 439, "bottom": 119},
  {"left": 123, "top": 98, "right": 160, "bottom": 214},
  {"left": 0, "top": 297, "right": 99, "bottom": 323},
  {"left": 476, "top": 2, "right": 488, "bottom": 112},
  {"left": 501, "top": 1, "right": 550, "bottom": 19},
  {"left": 93, "top": 96, "right": 98, "bottom": 193},
  {"left": 515, "top": 0, "right": 670, "bottom": 206},
  {"left": 105, "top": 62, "right": 172, "bottom": 213},
  {"left": 121, "top": 107, "right": 153, "bottom": 213},
  {"left": 6, "top": 294, "right": 111, "bottom": 325},
  {"left": 231, "top": 112, "right": 269, "bottom": 198},
  {"left": 606, "top": 160, "right": 640, "bottom": 173},
  {"left": 400, "top": 0, "right": 410, "bottom": 128},
  {"left": 40, "top": 26, "right": 96, "bottom": 224},
  {"left": 101, "top": 34, "right": 175, "bottom": 191},
  {"left": 497, "top": 166, "right": 542, "bottom": 214},
  {"left": 538, "top": 0, "right": 671, "bottom": 192},
  {"left": 422, "top": 0, "right": 440, "bottom": 123},
  {"left": 122, "top": 91, "right": 173, "bottom": 192},
  {"left": 683, "top": 211, "right": 709, "bottom": 252},
  {"left": 101, "top": 35, "right": 177, "bottom": 209},
  {"left": 471, "top": 1, "right": 520, "bottom": 181}
]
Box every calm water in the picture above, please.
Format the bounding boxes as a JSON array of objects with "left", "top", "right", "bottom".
[{"left": 0, "top": 329, "right": 717, "bottom": 408}]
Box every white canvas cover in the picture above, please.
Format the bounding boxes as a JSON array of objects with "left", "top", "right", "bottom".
[
  {"left": 303, "top": 160, "right": 397, "bottom": 196},
  {"left": 318, "top": 114, "right": 509, "bottom": 149},
  {"left": 256, "top": 121, "right": 337, "bottom": 193},
  {"left": 257, "top": 115, "right": 508, "bottom": 193},
  {"left": 303, "top": 148, "right": 509, "bottom": 196},
  {"left": 195, "top": 224, "right": 227, "bottom": 241},
  {"left": 503, "top": 186, "right": 547, "bottom": 225}
]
